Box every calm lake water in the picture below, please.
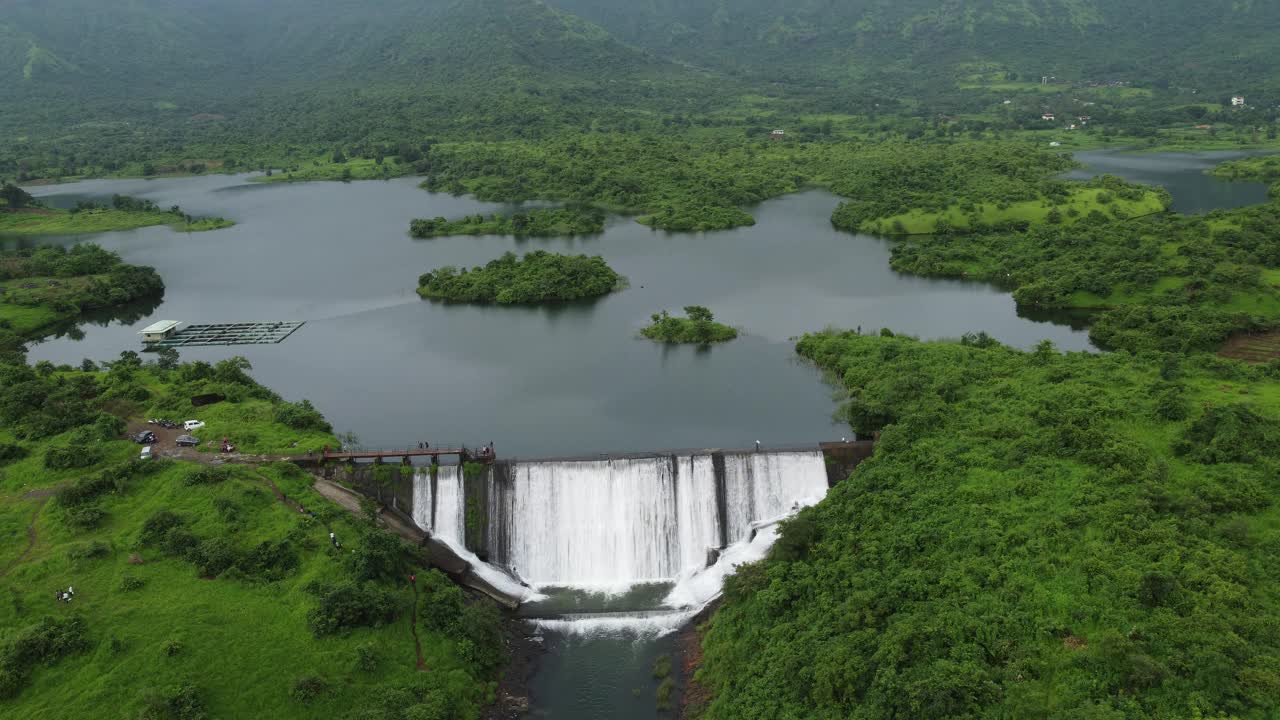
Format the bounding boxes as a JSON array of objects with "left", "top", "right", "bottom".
[
  {"left": 9, "top": 149, "right": 1268, "bottom": 719},
  {"left": 16, "top": 175, "right": 1091, "bottom": 457},
  {"left": 1068, "top": 149, "right": 1272, "bottom": 214}
]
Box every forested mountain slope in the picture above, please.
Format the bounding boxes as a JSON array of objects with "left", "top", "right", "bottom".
[
  {"left": 0, "top": 0, "right": 691, "bottom": 100},
  {"left": 549, "top": 0, "right": 1280, "bottom": 92}
]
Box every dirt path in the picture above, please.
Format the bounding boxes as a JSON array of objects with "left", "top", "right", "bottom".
[
  {"left": 0, "top": 497, "right": 49, "bottom": 579},
  {"left": 410, "top": 584, "right": 428, "bottom": 671}
]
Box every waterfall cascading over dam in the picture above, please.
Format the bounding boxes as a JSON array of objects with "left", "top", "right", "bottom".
[{"left": 410, "top": 450, "right": 828, "bottom": 590}]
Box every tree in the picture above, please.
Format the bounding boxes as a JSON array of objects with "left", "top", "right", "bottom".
[
  {"left": 0, "top": 183, "right": 33, "bottom": 210},
  {"left": 155, "top": 348, "right": 180, "bottom": 371},
  {"left": 683, "top": 305, "right": 714, "bottom": 323}
]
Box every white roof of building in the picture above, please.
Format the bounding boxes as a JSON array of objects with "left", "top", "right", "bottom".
[{"left": 139, "top": 320, "right": 181, "bottom": 335}]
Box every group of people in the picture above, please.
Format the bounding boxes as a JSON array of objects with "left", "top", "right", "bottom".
[{"left": 54, "top": 586, "right": 75, "bottom": 603}]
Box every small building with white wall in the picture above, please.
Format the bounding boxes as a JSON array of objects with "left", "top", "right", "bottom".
[
  {"left": 139, "top": 320, "right": 182, "bottom": 344},
  {"left": 1232, "top": 95, "right": 1246, "bottom": 107}
]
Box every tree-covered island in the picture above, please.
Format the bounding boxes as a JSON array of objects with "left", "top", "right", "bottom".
[
  {"left": 641, "top": 306, "right": 738, "bottom": 344},
  {"left": 417, "top": 250, "right": 623, "bottom": 304},
  {"left": 409, "top": 207, "right": 605, "bottom": 238}
]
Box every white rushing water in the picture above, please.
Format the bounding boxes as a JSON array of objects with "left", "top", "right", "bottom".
[
  {"left": 413, "top": 450, "right": 827, "bottom": 587},
  {"left": 410, "top": 450, "right": 828, "bottom": 634}
]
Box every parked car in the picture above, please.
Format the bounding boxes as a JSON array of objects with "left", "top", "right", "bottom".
[
  {"left": 132, "top": 430, "right": 157, "bottom": 444},
  {"left": 139, "top": 445, "right": 153, "bottom": 461},
  {"left": 175, "top": 435, "right": 200, "bottom": 448},
  {"left": 183, "top": 420, "right": 206, "bottom": 431}
]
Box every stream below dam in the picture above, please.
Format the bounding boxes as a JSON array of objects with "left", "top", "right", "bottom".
[{"left": 7, "top": 149, "right": 1269, "bottom": 718}]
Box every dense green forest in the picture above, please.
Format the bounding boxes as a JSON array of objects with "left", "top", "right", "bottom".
[
  {"left": 694, "top": 330, "right": 1280, "bottom": 720},
  {"left": 410, "top": 207, "right": 604, "bottom": 238},
  {"left": 886, "top": 194, "right": 1280, "bottom": 352},
  {"left": 2, "top": 0, "right": 1280, "bottom": 186},
  {"left": 417, "top": 251, "right": 622, "bottom": 304}
]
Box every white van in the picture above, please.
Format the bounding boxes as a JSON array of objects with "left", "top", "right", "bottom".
[
  {"left": 184, "top": 420, "right": 206, "bottom": 431},
  {"left": 140, "top": 445, "right": 153, "bottom": 461}
]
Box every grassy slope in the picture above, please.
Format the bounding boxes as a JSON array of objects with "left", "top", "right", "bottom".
[
  {"left": 0, "top": 367, "right": 489, "bottom": 719},
  {"left": 0, "top": 275, "right": 109, "bottom": 335},
  {"left": 0, "top": 209, "right": 235, "bottom": 236},
  {"left": 0, "top": 458, "right": 471, "bottom": 719}
]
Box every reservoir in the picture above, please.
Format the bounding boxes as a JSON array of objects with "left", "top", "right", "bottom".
[
  {"left": 14, "top": 176, "right": 1090, "bottom": 457},
  {"left": 6, "top": 149, "right": 1268, "bottom": 718},
  {"left": 1068, "top": 149, "right": 1272, "bottom": 214}
]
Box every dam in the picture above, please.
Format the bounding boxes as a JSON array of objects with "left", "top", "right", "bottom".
[
  {"left": 338, "top": 445, "right": 859, "bottom": 608},
  {"left": 413, "top": 449, "right": 829, "bottom": 589}
]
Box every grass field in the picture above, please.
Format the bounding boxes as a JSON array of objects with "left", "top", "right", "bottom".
[
  {"left": 861, "top": 187, "right": 1167, "bottom": 235},
  {"left": 0, "top": 209, "right": 236, "bottom": 237},
  {"left": 0, "top": 275, "right": 106, "bottom": 335},
  {"left": 254, "top": 158, "right": 409, "bottom": 184}
]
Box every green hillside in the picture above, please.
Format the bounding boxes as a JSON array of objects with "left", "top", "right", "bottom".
[{"left": 549, "top": 0, "right": 1280, "bottom": 92}]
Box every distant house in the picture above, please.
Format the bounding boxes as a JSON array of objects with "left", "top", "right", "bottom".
[
  {"left": 770, "top": 129, "right": 786, "bottom": 140},
  {"left": 1195, "top": 124, "right": 1214, "bottom": 130},
  {"left": 1232, "top": 95, "right": 1246, "bottom": 107},
  {"left": 1078, "top": 115, "right": 1091, "bottom": 123},
  {"left": 1041, "top": 113, "right": 1056, "bottom": 121},
  {"left": 1049, "top": 141, "right": 1062, "bottom": 147}
]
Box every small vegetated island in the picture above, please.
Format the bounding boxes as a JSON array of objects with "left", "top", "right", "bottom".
[
  {"left": 0, "top": 244, "right": 164, "bottom": 336},
  {"left": 0, "top": 184, "right": 234, "bottom": 235},
  {"left": 409, "top": 206, "right": 605, "bottom": 238},
  {"left": 417, "top": 250, "right": 622, "bottom": 304},
  {"left": 641, "top": 306, "right": 738, "bottom": 343}
]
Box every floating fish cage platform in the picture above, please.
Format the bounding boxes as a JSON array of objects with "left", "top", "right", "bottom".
[{"left": 144, "top": 321, "right": 305, "bottom": 348}]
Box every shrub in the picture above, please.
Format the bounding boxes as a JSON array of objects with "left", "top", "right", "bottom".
[
  {"left": 0, "top": 443, "right": 27, "bottom": 465},
  {"left": 140, "top": 510, "right": 186, "bottom": 546},
  {"left": 417, "top": 570, "right": 465, "bottom": 633},
  {"left": 64, "top": 503, "right": 107, "bottom": 530},
  {"left": 0, "top": 616, "right": 90, "bottom": 699},
  {"left": 191, "top": 537, "right": 238, "bottom": 577},
  {"left": 1175, "top": 404, "right": 1280, "bottom": 464},
  {"left": 139, "top": 684, "right": 206, "bottom": 720},
  {"left": 44, "top": 445, "right": 105, "bottom": 470},
  {"left": 354, "top": 643, "right": 379, "bottom": 672},
  {"left": 347, "top": 530, "right": 409, "bottom": 583},
  {"left": 306, "top": 581, "right": 399, "bottom": 637},
  {"left": 290, "top": 675, "right": 330, "bottom": 704},
  {"left": 66, "top": 541, "right": 110, "bottom": 560},
  {"left": 234, "top": 540, "right": 298, "bottom": 581},
  {"left": 164, "top": 639, "right": 183, "bottom": 657},
  {"left": 119, "top": 576, "right": 146, "bottom": 592},
  {"left": 183, "top": 467, "right": 229, "bottom": 486},
  {"left": 273, "top": 399, "right": 331, "bottom": 432}
]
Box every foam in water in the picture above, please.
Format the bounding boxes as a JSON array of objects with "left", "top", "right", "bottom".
[{"left": 410, "top": 450, "right": 828, "bottom": 632}]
